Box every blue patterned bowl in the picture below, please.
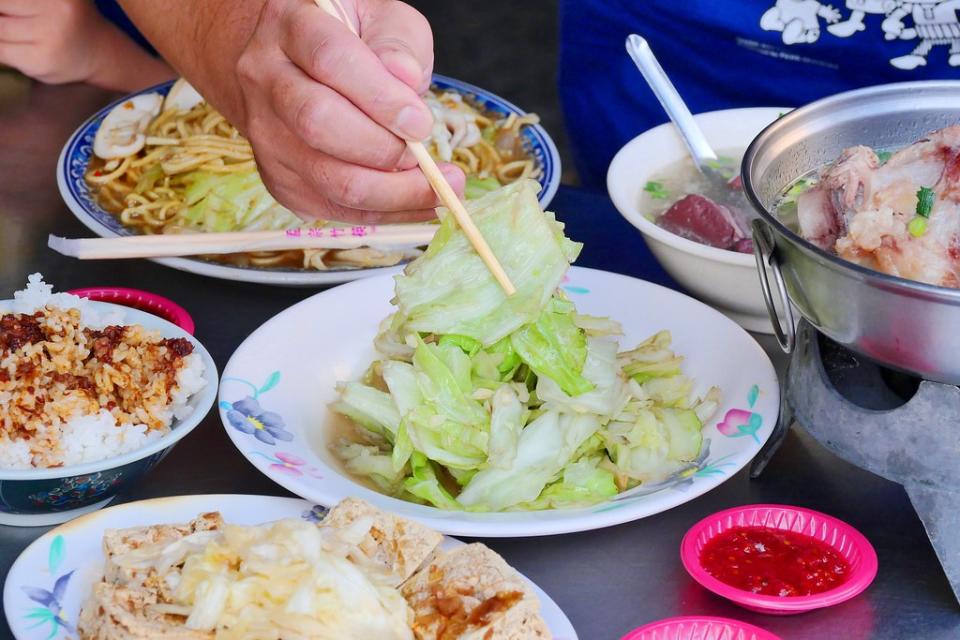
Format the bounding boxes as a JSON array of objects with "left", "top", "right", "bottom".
[
  {"left": 0, "top": 301, "right": 218, "bottom": 527},
  {"left": 57, "top": 75, "right": 560, "bottom": 287}
]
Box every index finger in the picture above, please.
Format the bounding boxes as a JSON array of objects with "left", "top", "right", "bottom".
[{"left": 279, "top": 3, "right": 433, "bottom": 141}]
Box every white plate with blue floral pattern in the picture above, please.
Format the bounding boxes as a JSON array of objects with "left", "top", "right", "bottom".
[
  {"left": 217, "top": 266, "right": 780, "bottom": 537},
  {"left": 2, "top": 494, "right": 578, "bottom": 640},
  {"left": 57, "top": 74, "right": 560, "bottom": 287}
]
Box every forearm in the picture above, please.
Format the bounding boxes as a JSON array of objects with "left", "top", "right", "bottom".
[
  {"left": 117, "top": 0, "right": 264, "bottom": 125},
  {"left": 87, "top": 21, "right": 175, "bottom": 92}
]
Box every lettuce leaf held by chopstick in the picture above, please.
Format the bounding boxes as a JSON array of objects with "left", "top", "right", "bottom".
[
  {"left": 392, "top": 179, "right": 581, "bottom": 346},
  {"left": 464, "top": 175, "right": 501, "bottom": 200}
]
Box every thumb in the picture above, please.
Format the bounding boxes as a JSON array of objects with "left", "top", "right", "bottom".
[{"left": 362, "top": 1, "right": 434, "bottom": 93}]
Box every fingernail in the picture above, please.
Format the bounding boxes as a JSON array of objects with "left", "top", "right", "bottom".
[{"left": 396, "top": 104, "right": 433, "bottom": 140}]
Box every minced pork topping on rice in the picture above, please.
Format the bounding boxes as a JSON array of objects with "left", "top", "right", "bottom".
[{"left": 0, "top": 274, "right": 206, "bottom": 469}]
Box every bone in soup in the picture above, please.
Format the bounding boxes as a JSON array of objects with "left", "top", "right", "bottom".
[{"left": 640, "top": 151, "right": 756, "bottom": 253}]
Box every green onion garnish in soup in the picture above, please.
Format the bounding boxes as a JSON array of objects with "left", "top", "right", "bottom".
[
  {"left": 916, "top": 186, "right": 936, "bottom": 218},
  {"left": 644, "top": 181, "right": 670, "bottom": 200},
  {"left": 875, "top": 150, "right": 892, "bottom": 164}
]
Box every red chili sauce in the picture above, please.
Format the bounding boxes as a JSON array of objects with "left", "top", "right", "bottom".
[{"left": 699, "top": 526, "right": 851, "bottom": 597}]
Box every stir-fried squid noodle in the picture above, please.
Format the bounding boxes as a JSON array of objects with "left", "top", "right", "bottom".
[
  {"left": 425, "top": 90, "right": 541, "bottom": 196},
  {"left": 85, "top": 101, "right": 343, "bottom": 270},
  {"left": 89, "top": 103, "right": 252, "bottom": 228},
  {"left": 85, "top": 81, "right": 543, "bottom": 271}
]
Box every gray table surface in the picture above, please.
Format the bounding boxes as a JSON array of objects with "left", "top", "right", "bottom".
[{"left": 2, "top": 78, "right": 960, "bottom": 640}]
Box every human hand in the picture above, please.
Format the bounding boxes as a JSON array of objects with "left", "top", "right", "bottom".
[
  {"left": 234, "top": 0, "right": 464, "bottom": 224},
  {"left": 0, "top": 0, "right": 110, "bottom": 84},
  {"left": 0, "top": 0, "right": 173, "bottom": 91}
]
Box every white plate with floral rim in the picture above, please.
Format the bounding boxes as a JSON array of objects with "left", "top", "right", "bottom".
[
  {"left": 217, "top": 266, "right": 780, "bottom": 537},
  {"left": 2, "top": 494, "right": 578, "bottom": 640}
]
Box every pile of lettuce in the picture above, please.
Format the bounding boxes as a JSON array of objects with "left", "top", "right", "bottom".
[{"left": 331, "top": 180, "right": 720, "bottom": 511}]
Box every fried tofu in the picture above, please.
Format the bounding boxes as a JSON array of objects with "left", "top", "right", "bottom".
[
  {"left": 401, "top": 544, "right": 550, "bottom": 640},
  {"left": 77, "top": 582, "right": 210, "bottom": 640},
  {"left": 79, "top": 513, "right": 224, "bottom": 640},
  {"left": 321, "top": 497, "right": 444, "bottom": 586},
  {"left": 101, "top": 512, "right": 223, "bottom": 601}
]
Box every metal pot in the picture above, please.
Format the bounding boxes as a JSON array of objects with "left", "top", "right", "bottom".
[{"left": 742, "top": 81, "right": 960, "bottom": 384}]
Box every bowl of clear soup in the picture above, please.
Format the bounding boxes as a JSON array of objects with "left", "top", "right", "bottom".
[{"left": 607, "top": 107, "right": 787, "bottom": 333}]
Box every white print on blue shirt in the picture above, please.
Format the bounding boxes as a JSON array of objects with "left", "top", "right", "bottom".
[{"left": 760, "top": 0, "right": 960, "bottom": 69}]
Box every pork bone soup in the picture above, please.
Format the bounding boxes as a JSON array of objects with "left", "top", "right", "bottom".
[
  {"left": 774, "top": 125, "right": 960, "bottom": 289},
  {"left": 640, "top": 151, "right": 756, "bottom": 254}
]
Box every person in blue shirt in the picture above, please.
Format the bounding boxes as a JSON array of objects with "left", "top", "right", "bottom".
[{"left": 559, "top": 0, "right": 960, "bottom": 189}]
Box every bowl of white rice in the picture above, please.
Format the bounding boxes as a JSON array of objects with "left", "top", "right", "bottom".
[{"left": 0, "top": 274, "right": 217, "bottom": 526}]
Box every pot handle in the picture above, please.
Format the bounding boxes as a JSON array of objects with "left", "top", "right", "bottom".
[{"left": 752, "top": 219, "right": 796, "bottom": 353}]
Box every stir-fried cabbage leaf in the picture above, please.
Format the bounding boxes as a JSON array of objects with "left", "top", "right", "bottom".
[
  {"left": 519, "top": 457, "right": 618, "bottom": 510},
  {"left": 330, "top": 382, "right": 400, "bottom": 441},
  {"left": 457, "top": 412, "right": 601, "bottom": 511},
  {"left": 511, "top": 297, "right": 593, "bottom": 397},
  {"left": 403, "top": 452, "right": 460, "bottom": 509},
  {"left": 334, "top": 442, "right": 406, "bottom": 493},
  {"left": 537, "top": 338, "right": 629, "bottom": 417}
]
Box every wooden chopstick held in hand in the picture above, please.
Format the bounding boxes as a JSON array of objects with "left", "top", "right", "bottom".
[{"left": 312, "top": 0, "right": 517, "bottom": 296}]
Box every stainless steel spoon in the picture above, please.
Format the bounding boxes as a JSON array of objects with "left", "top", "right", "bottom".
[
  {"left": 625, "top": 34, "right": 720, "bottom": 173},
  {"left": 626, "top": 33, "right": 752, "bottom": 243}
]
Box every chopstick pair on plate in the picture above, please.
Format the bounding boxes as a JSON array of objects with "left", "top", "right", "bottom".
[{"left": 48, "top": 224, "right": 437, "bottom": 259}]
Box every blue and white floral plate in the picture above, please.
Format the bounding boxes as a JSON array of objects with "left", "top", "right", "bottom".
[
  {"left": 2, "top": 494, "right": 578, "bottom": 640},
  {"left": 218, "top": 266, "right": 780, "bottom": 537},
  {"left": 56, "top": 74, "right": 560, "bottom": 287}
]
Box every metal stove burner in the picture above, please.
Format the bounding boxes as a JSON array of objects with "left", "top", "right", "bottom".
[{"left": 777, "top": 319, "right": 960, "bottom": 604}]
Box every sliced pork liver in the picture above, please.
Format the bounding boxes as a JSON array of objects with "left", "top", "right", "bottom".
[{"left": 657, "top": 194, "right": 743, "bottom": 250}]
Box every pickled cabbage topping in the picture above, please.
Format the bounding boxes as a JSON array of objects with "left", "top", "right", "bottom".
[
  {"left": 175, "top": 518, "right": 413, "bottom": 640},
  {"left": 332, "top": 180, "right": 721, "bottom": 511}
]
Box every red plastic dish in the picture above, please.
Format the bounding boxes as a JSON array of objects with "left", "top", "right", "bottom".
[
  {"left": 621, "top": 616, "right": 781, "bottom": 640},
  {"left": 681, "top": 504, "right": 878, "bottom": 615},
  {"left": 67, "top": 287, "right": 195, "bottom": 335}
]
